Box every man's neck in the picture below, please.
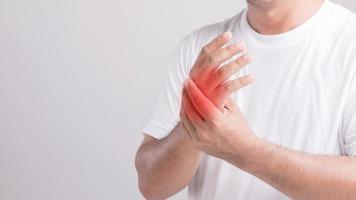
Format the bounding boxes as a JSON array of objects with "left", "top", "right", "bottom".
[{"left": 247, "top": 0, "right": 325, "bottom": 35}]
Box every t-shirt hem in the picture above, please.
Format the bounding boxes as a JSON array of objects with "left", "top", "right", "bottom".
[{"left": 142, "top": 122, "right": 173, "bottom": 140}]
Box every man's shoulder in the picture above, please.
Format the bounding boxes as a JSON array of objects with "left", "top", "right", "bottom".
[
  {"left": 328, "top": 3, "right": 356, "bottom": 42},
  {"left": 320, "top": 3, "right": 356, "bottom": 64},
  {"left": 332, "top": 5, "right": 356, "bottom": 82},
  {"left": 333, "top": 3, "right": 356, "bottom": 24},
  {"left": 180, "top": 11, "right": 244, "bottom": 53}
]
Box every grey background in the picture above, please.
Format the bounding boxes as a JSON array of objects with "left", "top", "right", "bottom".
[{"left": 0, "top": 0, "right": 355, "bottom": 199}]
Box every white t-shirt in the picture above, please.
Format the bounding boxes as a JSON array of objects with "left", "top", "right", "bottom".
[{"left": 143, "top": 1, "right": 356, "bottom": 199}]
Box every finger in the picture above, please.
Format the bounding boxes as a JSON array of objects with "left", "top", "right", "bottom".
[
  {"left": 191, "top": 32, "right": 233, "bottom": 75},
  {"left": 202, "top": 32, "right": 232, "bottom": 56},
  {"left": 210, "top": 53, "right": 252, "bottom": 87},
  {"left": 207, "top": 42, "right": 246, "bottom": 65},
  {"left": 182, "top": 86, "right": 204, "bottom": 124},
  {"left": 214, "top": 74, "right": 254, "bottom": 106},
  {"left": 185, "top": 79, "right": 221, "bottom": 120}
]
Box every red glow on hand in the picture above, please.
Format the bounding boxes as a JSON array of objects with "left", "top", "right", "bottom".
[{"left": 182, "top": 79, "right": 221, "bottom": 122}]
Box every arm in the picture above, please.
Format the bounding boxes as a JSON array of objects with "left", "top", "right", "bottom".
[
  {"left": 181, "top": 78, "right": 356, "bottom": 200},
  {"left": 229, "top": 137, "right": 356, "bottom": 200},
  {"left": 136, "top": 32, "right": 251, "bottom": 199},
  {"left": 135, "top": 123, "right": 202, "bottom": 200}
]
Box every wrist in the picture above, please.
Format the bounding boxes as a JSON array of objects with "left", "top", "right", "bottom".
[
  {"left": 177, "top": 122, "right": 202, "bottom": 153},
  {"left": 223, "top": 133, "right": 265, "bottom": 169}
]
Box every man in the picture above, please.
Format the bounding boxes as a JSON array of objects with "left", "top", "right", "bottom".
[{"left": 135, "top": 0, "right": 356, "bottom": 199}]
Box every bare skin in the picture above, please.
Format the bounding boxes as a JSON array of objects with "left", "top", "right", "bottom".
[
  {"left": 135, "top": 33, "right": 253, "bottom": 199},
  {"left": 181, "top": 79, "right": 356, "bottom": 200},
  {"left": 247, "top": 0, "right": 324, "bottom": 34},
  {"left": 136, "top": 0, "right": 356, "bottom": 199},
  {"left": 135, "top": 124, "right": 202, "bottom": 200}
]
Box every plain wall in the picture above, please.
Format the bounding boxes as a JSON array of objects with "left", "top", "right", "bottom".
[{"left": 0, "top": 0, "right": 355, "bottom": 199}]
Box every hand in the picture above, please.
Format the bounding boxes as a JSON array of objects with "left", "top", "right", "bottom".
[
  {"left": 189, "top": 32, "right": 253, "bottom": 110},
  {"left": 180, "top": 79, "right": 257, "bottom": 160}
]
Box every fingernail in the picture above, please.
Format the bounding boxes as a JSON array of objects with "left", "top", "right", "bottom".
[
  {"left": 239, "top": 42, "right": 246, "bottom": 49},
  {"left": 243, "top": 53, "right": 252, "bottom": 61},
  {"left": 223, "top": 32, "right": 232, "bottom": 40},
  {"left": 247, "top": 75, "right": 255, "bottom": 82},
  {"left": 233, "top": 42, "right": 246, "bottom": 50}
]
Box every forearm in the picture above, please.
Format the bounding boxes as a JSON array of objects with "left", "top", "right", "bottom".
[
  {"left": 227, "top": 137, "right": 356, "bottom": 200},
  {"left": 135, "top": 123, "right": 202, "bottom": 199}
]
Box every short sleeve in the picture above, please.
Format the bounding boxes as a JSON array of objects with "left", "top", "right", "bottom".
[
  {"left": 342, "top": 88, "right": 356, "bottom": 156},
  {"left": 341, "top": 38, "right": 356, "bottom": 156},
  {"left": 142, "top": 35, "right": 194, "bottom": 139}
]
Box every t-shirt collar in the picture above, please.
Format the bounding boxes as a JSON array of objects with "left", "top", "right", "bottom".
[{"left": 238, "top": 0, "right": 335, "bottom": 49}]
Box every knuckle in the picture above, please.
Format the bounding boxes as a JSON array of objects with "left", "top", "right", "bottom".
[
  {"left": 242, "top": 54, "right": 252, "bottom": 61},
  {"left": 224, "top": 82, "right": 233, "bottom": 92},
  {"left": 201, "top": 46, "right": 210, "bottom": 55},
  {"left": 236, "top": 44, "right": 245, "bottom": 52},
  {"left": 239, "top": 58, "right": 249, "bottom": 66},
  {"left": 216, "top": 68, "right": 227, "bottom": 78},
  {"left": 235, "top": 57, "right": 244, "bottom": 66},
  {"left": 208, "top": 55, "right": 217, "bottom": 63},
  {"left": 215, "top": 36, "right": 224, "bottom": 44},
  {"left": 240, "top": 77, "right": 251, "bottom": 85},
  {"left": 239, "top": 77, "right": 248, "bottom": 84},
  {"left": 215, "top": 84, "right": 225, "bottom": 94},
  {"left": 234, "top": 80, "right": 243, "bottom": 89},
  {"left": 227, "top": 44, "right": 237, "bottom": 54}
]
